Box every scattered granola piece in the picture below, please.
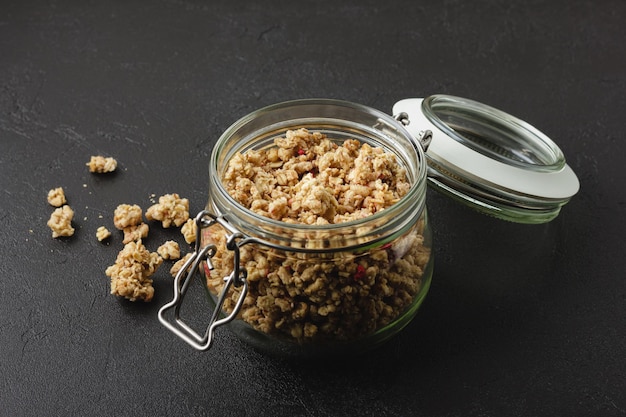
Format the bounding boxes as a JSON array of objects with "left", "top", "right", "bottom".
[
  {"left": 105, "top": 239, "right": 163, "bottom": 302},
  {"left": 47, "top": 187, "right": 67, "bottom": 207},
  {"left": 47, "top": 205, "right": 75, "bottom": 238},
  {"left": 122, "top": 223, "right": 149, "bottom": 244},
  {"left": 145, "top": 193, "right": 189, "bottom": 228},
  {"left": 86, "top": 155, "right": 117, "bottom": 173},
  {"left": 157, "top": 240, "right": 181, "bottom": 260},
  {"left": 113, "top": 204, "right": 143, "bottom": 230},
  {"left": 170, "top": 253, "right": 193, "bottom": 278},
  {"left": 96, "top": 226, "right": 112, "bottom": 242},
  {"left": 181, "top": 218, "right": 196, "bottom": 244}
]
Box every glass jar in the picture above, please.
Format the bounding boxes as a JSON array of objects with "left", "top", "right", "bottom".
[
  {"left": 160, "top": 99, "right": 434, "bottom": 356},
  {"left": 158, "top": 96, "right": 579, "bottom": 356}
]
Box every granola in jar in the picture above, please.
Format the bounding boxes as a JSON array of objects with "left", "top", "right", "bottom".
[{"left": 205, "top": 128, "right": 430, "bottom": 343}]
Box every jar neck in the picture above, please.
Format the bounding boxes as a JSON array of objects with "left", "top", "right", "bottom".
[{"left": 207, "top": 99, "right": 428, "bottom": 252}]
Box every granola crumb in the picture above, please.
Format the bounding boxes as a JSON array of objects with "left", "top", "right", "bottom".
[
  {"left": 47, "top": 187, "right": 67, "bottom": 207},
  {"left": 113, "top": 204, "right": 143, "bottom": 230},
  {"left": 170, "top": 253, "right": 193, "bottom": 278},
  {"left": 157, "top": 240, "right": 181, "bottom": 260},
  {"left": 181, "top": 218, "right": 196, "bottom": 244},
  {"left": 105, "top": 239, "right": 162, "bottom": 302},
  {"left": 145, "top": 193, "right": 189, "bottom": 228},
  {"left": 96, "top": 226, "right": 112, "bottom": 242},
  {"left": 122, "top": 222, "right": 149, "bottom": 244},
  {"left": 86, "top": 155, "right": 117, "bottom": 173},
  {"left": 47, "top": 205, "right": 75, "bottom": 238}
]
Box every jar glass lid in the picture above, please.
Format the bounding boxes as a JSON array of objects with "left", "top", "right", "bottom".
[{"left": 392, "top": 95, "right": 580, "bottom": 223}]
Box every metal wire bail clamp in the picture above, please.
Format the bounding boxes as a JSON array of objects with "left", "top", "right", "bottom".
[{"left": 158, "top": 210, "right": 249, "bottom": 351}]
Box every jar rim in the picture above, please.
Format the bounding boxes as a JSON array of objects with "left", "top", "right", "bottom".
[{"left": 208, "top": 98, "right": 428, "bottom": 249}]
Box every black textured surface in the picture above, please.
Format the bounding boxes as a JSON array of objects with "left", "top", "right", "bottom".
[{"left": 1, "top": 1, "right": 625, "bottom": 416}]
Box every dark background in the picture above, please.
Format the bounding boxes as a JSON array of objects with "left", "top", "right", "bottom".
[{"left": 1, "top": 1, "right": 625, "bottom": 416}]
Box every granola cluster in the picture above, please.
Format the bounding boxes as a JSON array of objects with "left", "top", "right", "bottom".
[
  {"left": 170, "top": 253, "right": 193, "bottom": 278},
  {"left": 113, "top": 204, "right": 150, "bottom": 244},
  {"left": 86, "top": 155, "right": 117, "bottom": 173},
  {"left": 113, "top": 204, "right": 143, "bottom": 229},
  {"left": 181, "top": 218, "right": 196, "bottom": 244},
  {"left": 96, "top": 226, "right": 112, "bottom": 241},
  {"left": 146, "top": 193, "right": 190, "bottom": 228},
  {"left": 105, "top": 240, "right": 163, "bottom": 302},
  {"left": 157, "top": 240, "right": 181, "bottom": 260},
  {"left": 207, "top": 128, "right": 430, "bottom": 343},
  {"left": 47, "top": 204, "right": 75, "bottom": 238},
  {"left": 47, "top": 187, "right": 67, "bottom": 207}
]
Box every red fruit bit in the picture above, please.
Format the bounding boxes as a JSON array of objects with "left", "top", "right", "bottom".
[
  {"left": 297, "top": 148, "right": 306, "bottom": 156},
  {"left": 353, "top": 264, "right": 366, "bottom": 281}
]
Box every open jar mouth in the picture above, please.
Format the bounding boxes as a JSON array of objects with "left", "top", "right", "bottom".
[
  {"left": 208, "top": 99, "right": 428, "bottom": 252},
  {"left": 421, "top": 95, "right": 566, "bottom": 173}
]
